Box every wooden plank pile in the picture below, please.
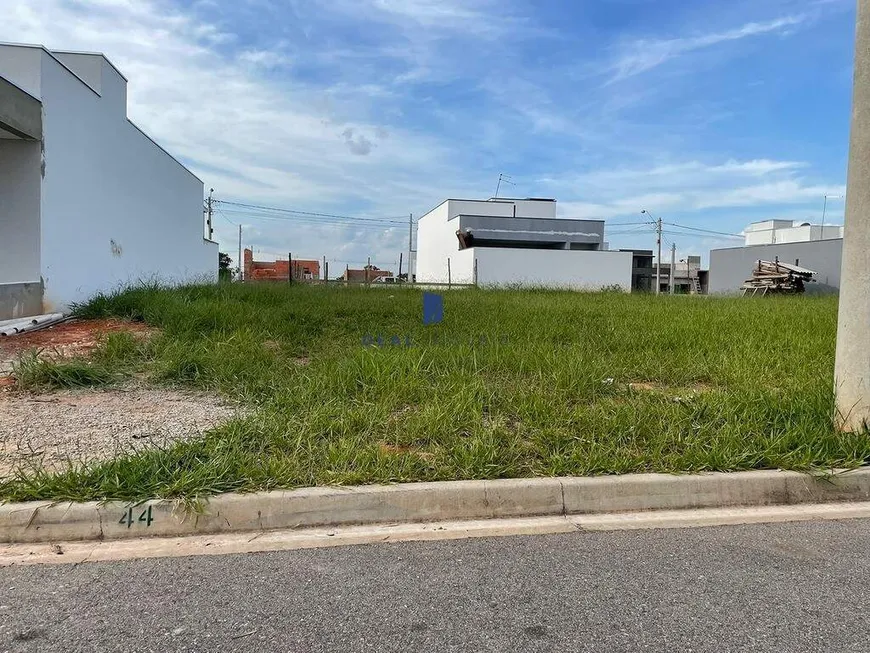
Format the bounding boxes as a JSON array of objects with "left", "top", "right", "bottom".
[{"left": 741, "top": 259, "right": 816, "bottom": 296}]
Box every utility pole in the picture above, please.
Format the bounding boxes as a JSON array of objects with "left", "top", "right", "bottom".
[
  {"left": 237, "top": 224, "right": 242, "bottom": 282},
  {"left": 408, "top": 214, "right": 414, "bottom": 284},
  {"left": 205, "top": 188, "right": 214, "bottom": 240},
  {"left": 822, "top": 194, "right": 829, "bottom": 240},
  {"left": 641, "top": 209, "right": 663, "bottom": 295},
  {"left": 835, "top": 0, "right": 870, "bottom": 431},
  {"left": 398, "top": 252, "right": 403, "bottom": 279},
  {"left": 323, "top": 255, "right": 327, "bottom": 282},
  {"left": 655, "top": 217, "right": 663, "bottom": 295},
  {"left": 669, "top": 242, "right": 676, "bottom": 295}
]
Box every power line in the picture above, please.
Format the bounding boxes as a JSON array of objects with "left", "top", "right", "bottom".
[
  {"left": 219, "top": 208, "right": 405, "bottom": 230},
  {"left": 215, "top": 200, "right": 406, "bottom": 225},
  {"left": 664, "top": 228, "right": 742, "bottom": 240},
  {"left": 606, "top": 220, "right": 655, "bottom": 227},
  {"left": 663, "top": 222, "right": 743, "bottom": 238},
  {"left": 606, "top": 227, "right": 657, "bottom": 235},
  {"left": 213, "top": 205, "right": 238, "bottom": 226},
  {"left": 663, "top": 228, "right": 742, "bottom": 240},
  {"left": 218, "top": 206, "right": 404, "bottom": 227}
]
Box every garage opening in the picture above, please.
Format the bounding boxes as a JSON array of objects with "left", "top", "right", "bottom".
[{"left": 0, "top": 138, "right": 42, "bottom": 319}]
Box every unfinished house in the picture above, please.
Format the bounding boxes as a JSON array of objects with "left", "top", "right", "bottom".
[
  {"left": 243, "top": 249, "right": 320, "bottom": 281},
  {"left": 339, "top": 265, "right": 393, "bottom": 283},
  {"left": 0, "top": 43, "right": 217, "bottom": 320}
]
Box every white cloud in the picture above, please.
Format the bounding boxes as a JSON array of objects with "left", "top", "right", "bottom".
[
  {"left": 327, "top": 0, "right": 534, "bottom": 38},
  {"left": 552, "top": 159, "right": 842, "bottom": 223},
  {"left": 609, "top": 14, "right": 808, "bottom": 82},
  {"left": 237, "top": 49, "right": 291, "bottom": 68},
  {"left": 0, "top": 0, "right": 485, "bottom": 267}
]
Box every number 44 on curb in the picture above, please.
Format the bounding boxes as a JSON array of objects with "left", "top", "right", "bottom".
[{"left": 118, "top": 506, "right": 154, "bottom": 528}]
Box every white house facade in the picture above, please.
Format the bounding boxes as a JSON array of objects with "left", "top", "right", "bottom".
[
  {"left": 415, "top": 198, "right": 632, "bottom": 290},
  {"left": 0, "top": 42, "right": 217, "bottom": 319}
]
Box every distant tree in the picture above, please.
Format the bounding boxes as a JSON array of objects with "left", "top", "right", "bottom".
[{"left": 219, "top": 252, "right": 233, "bottom": 282}]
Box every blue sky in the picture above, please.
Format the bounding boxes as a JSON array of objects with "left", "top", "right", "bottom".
[{"left": 2, "top": 0, "right": 857, "bottom": 270}]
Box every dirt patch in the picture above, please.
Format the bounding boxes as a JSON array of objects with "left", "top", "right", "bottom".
[
  {"left": 628, "top": 381, "right": 715, "bottom": 395},
  {"left": 0, "top": 319, "right": 156, "bottom": 377},
  {"left": 388, "top": 405, "right": 415, "bottom": 421},
  {"left": 378, "top": 442, "right": 435, "bottom": 461},
  {"left": 628, "top": 382, "right": 663, "bottom": 392},
  {"left": 0, "top": 387, "right": 237, "bottom": 478}
]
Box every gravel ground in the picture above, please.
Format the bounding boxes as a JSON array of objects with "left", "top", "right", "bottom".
[{"left": 0, "top": 387, "right": 237, "bottom": 477}]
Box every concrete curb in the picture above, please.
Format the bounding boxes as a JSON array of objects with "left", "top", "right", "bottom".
[{"left": 3, "top": 469, "right": 870, "bottom": 544}]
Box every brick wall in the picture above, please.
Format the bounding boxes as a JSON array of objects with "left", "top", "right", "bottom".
[{"left": 243, "top": 248, "right": 320, "bottom": 280}]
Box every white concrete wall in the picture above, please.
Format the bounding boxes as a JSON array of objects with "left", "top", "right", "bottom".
[
  {"left": 744, "top": 222, "right": 845, "bottom": 246},
  {"left": 745, "top": 228, "right": 775, "bottom": 246},
  {"left": 0, "top": 140, "right": 41, "bottom": 283},
  {"left": 441, "top": 199, "right": 557, "bottom": 221},
  {"left": 31, "top": 48, "right": 216, "bottom": 310},
  {"left": 775, "top": 225, "right": 813, "bottom": 244},
  {"left": 510, "top": 199, "right": 557, "bottom": 219},
  {"left": 50, "top": 51, "right": 103, "bottom": 94},
  {"left": 449, "top": 249, "right": 476, "bottom": 285},
  {"left": 0, "top": 45, "right": 42, "bottom": 98},
  {"left": 417, "top": 203, "right": 458, "bottom": 283},
  {"left": 710, "top": 240, "right": 843, "bottom": 294},
  {"left": 473, "top": 249, "right": 632, "bottom": 290}
]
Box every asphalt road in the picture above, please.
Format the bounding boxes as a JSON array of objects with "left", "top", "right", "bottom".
[{"left": 2, "top": 519, "right": 870, "bottom": 652}]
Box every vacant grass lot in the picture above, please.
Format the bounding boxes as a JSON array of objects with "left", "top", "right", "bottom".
[{"left": 2, "top": 283, "right": 865, "bottom": 502}]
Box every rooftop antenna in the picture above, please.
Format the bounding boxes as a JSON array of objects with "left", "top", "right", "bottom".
[{"left": 495, "top": 173, "right": 515, "bottom": 199}]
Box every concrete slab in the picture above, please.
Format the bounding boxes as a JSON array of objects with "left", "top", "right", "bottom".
[
  {"left": 0, "top": 281, "right": 43, "bottom": 321},
  {"left": 0, "top": 77, "right": 41, "bottom": 140}
]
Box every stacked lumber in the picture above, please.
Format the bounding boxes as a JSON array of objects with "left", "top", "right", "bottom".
[{"left": 741, "top": 259, "right": 815, "bottom": 296}]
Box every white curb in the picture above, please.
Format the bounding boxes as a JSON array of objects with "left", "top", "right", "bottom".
[{"left": 2, "top": 469, "right": 869, "bottom": 544}]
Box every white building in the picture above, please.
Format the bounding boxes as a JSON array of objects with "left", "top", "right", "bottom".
[
  {"left": 415, "top": 198, "right": 632, "bottom": 290},
  {"left": 0, "top": 42, "right": 217, "bottom": 320},
  {"left": 743, "top": 219, "right": 844, "bottom": 246}
]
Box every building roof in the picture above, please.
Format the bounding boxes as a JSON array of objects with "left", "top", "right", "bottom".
[
  {"left": 419, "top": 196, "right": 558, "bottom": 218},
  {"left": 49, "top": 48, "right": 128, "bottom": 81},
  {"left": 456, "top": 213, "right": 603, "bottom": 224}
]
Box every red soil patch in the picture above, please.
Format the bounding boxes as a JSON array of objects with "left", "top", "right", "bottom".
[{"left": 0, "top": 319, "right": 157, "bottom": 380}]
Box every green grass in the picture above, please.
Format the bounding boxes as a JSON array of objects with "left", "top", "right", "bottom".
[{"left": 2, "top": 282, "right": 866, "bottom": 502}]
